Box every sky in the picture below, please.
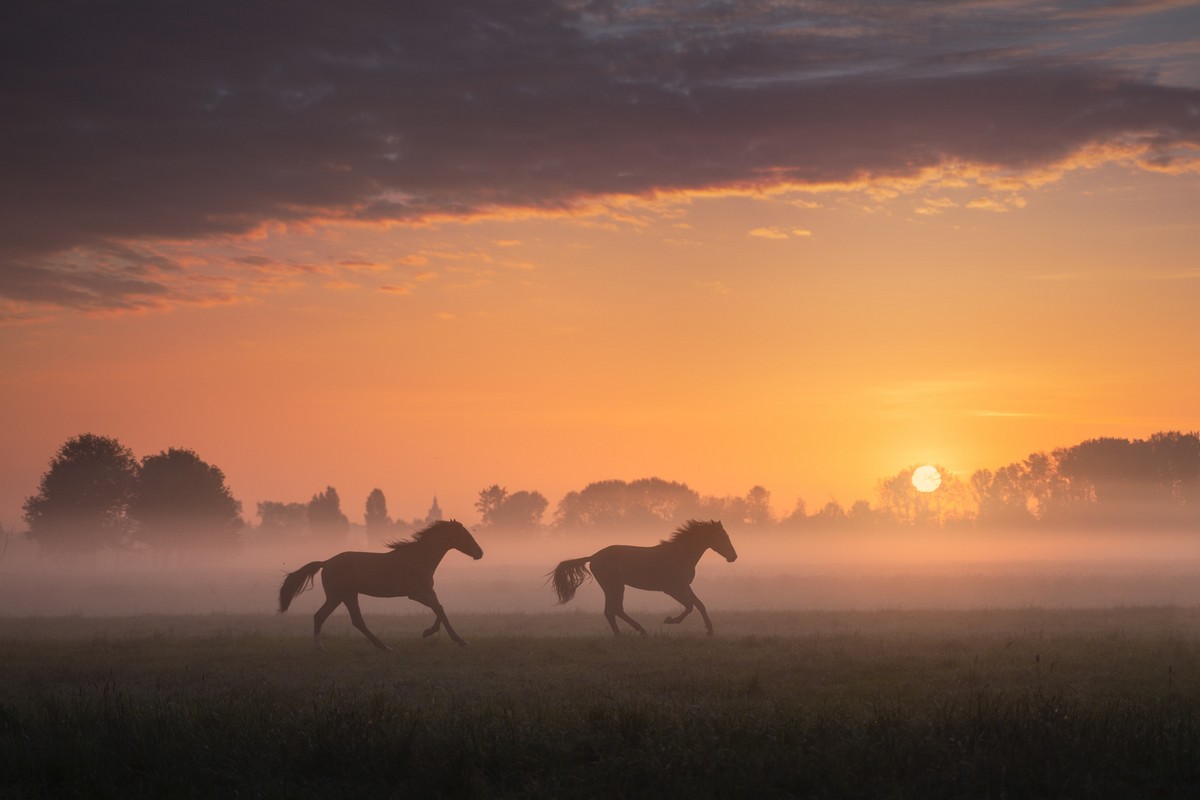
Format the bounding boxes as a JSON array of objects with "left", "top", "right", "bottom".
[{"left": 2, "top": 0, "right": 1200, "bottom": 531}]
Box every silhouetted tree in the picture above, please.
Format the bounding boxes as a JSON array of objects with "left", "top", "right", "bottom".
[
  {"left": 809, "top": 500, "right": 847, "bottom": 530},
  {"left": 308, "top": 486, "right": 349, "bottom": 542},
  {"left": 1147, "top": 431, "right": 1200, "bottom": 508},
  {"left": 477, "top": 487, "right": 548, "bottom": 533},
  {"left": 1050, "top": 433, "right": 1200, "bottom": 526},
  {"left": 972, "top": 465, "right": 1035, "bottom": 527},
  {"left": 697, "top": 486, "right": 773, "bottom": 528},
  {"left": 554, "top": 478, "right": 700, "bottom": 533},
  {"left": 475, "top": 485, "right": 508, "bottom": 525},
  {"left": 876, "top": 465, "right": 971, "bottom": 527},
  {"left": 626, "top": 478, "right": 701, "bottom": 525},
  {"left": 129, "top": 448, "right": 243, "bottom": 554},
  {"left": 23, "top": 433, "right": 138, "bottom": 554},
  {"left": 364, "top": 488, "right": 391, "bottom": 543},
  {"left": 744, "top": 485, "right": 773, "bottom": 526},
  {"left": 778, "top": 497, "right": 809, "bottom": 531},
  {"left": 848, "top": 499, "right": 879, "bottom": 527},
  {"left": 258, "top": 501, "right": 307, "bottom": 531}
]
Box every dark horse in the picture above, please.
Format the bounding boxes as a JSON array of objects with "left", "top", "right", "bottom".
[
  {"left": 549, "top": 519, "right": 737, "bottom": 636},
  {"left": 278, "top": 519, "right": 483, "bottom": 650}
]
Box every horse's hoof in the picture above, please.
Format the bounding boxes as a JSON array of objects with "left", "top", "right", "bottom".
[
  {"left": 422, "top": 629, "right": 437, "bottom": 638},
  {"left": 663, "top": 617, "right": 679, "bottom": 624},
  {"left": 455, "top": 639, "right": 469, "bottom": 647}
]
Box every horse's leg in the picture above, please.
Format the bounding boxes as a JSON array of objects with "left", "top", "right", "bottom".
[
  {"left": 422, "top": 617, "right": 443, "bottom": 639},
  {"left": 602, "top": 582, "right": 646, "bottom": 636},
  {"left": 675, "top": 586, "right": 714, "bottom": 636},
  {"left": 410, "top": 589, "right": 468, "bottom": 646},
  {"left": 342, "top": 593, "right": 390, "bottom": 651},
  {"left": 663, "top": 588, "right": 695, "bottom": 625},
  {"left": 600, "top": 583, "right": 622, "bottom": 635},
  {"left": 312, "top": 593, "right": 342, "bottom": 650}
]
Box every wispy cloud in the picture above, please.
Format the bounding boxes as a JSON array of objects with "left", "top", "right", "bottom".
[{"left": 749, "top": 227, "right": 813, "bottom": 240}]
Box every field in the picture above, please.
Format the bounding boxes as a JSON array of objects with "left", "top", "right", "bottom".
[{"left": 3, "top": 607, "right": 1200, "bottom": 798}]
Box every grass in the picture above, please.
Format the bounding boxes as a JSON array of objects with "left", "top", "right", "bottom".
[{"left": 2, "top": 609, "right": 1200, "bottom": 798}]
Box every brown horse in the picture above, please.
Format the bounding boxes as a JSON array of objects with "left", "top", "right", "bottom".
[
  {"left": 549, "top": 519, "right": 737, "bottom": 636},
  {"left": 278, "top": 519, "right": 483, "bottom": 650}
]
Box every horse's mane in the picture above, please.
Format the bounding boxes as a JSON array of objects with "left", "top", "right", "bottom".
[
  {"left": 659, "top": 519, "right": 721, "bottom": 545},
  {"left": 385, "top": 519, "right": 459, "bottom": 550}
]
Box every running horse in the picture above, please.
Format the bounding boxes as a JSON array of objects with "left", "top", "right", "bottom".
[
  {"left": 549, "top": 519, "right": 737, "bottom": 636},
  {"left": 278, "top": 519, "right": 483, "bottom": 650}
]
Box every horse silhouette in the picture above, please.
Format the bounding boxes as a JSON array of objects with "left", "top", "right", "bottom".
[
  {"left": 278, "top": 519, "right": 483, "bottom": 650},
  {"left": 549, "top": 519, "right": 737, "bottom": 636}
]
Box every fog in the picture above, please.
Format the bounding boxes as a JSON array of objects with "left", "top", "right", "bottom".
[{"left": 4, "top": 526, "right": 1200, "bottom": 620}]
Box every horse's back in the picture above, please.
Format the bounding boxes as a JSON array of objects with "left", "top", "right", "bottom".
[
  {"left": 590, "top": 543, "right": 692, "bottom": 590},
  {"left": 320, "top": 550, "right": 430, "bottom": 597}
]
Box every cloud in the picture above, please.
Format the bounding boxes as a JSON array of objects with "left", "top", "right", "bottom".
[
  {"left": 749, "top": 227, "right": 813, "bottom": 240},
  {"left": 748, "top": 227, "right": 790, "bottom": 240},
  {"left": 3, "top": 0, "right": 1199, "bottom": 313}
]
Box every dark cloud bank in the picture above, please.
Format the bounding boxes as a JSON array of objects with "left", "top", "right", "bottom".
[{"left": 2, "top": 0, "right": 1198, "bottom": 313}]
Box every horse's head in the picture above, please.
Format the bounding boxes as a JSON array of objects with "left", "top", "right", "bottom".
[
  {"left": 446, "top": 519, "right": 484, "bottom": 560},
  {"left": 704, "top": 520, "right": 738, "bottom": 563}
]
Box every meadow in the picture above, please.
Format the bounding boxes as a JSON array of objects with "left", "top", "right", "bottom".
[{"left": 3, "top": 608, "right": 1200, "bottom": 798}]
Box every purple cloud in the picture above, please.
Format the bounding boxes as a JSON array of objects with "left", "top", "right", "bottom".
[{"left": 2, "top": 0, "right": 1198, "bottom": 312}]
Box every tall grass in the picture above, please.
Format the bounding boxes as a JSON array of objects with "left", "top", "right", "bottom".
[{"left": 2, "top": 610, "right": 1200, "bottom": 798}]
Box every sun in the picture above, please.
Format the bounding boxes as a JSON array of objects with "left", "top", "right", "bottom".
[{"left": 911, "top": 465, "right": 942, "bottom": 493}]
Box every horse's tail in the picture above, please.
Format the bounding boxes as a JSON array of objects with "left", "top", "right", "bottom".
[
  {"left": 278, "top": 561, "right": 324, "bottom": 613},
  {"left": 548, "top": 556, "right": 592, "bottom": 605}
]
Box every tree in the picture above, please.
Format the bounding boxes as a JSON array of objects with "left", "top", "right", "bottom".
[
  {"left": 779, "top": 497, "right": 809, "bottom": 531},
  {"left": 23, "top": 433, "right": 138, "bottom": 553},
  {"left": 1051, "top": 433, "right": 1200, "bottom": 526},
  {"left": 744, "top": 485, "right": 773, "bottom": 527},
  {"left": 476, "top": 485, "right": 549, "bottom": 533},
  {"left": 875, "top": 465, "right": 971, "bottom": 527},
  {"left": 129, "top": 448, "right": 243, "bottom": 553},
  {"left": 1147, "top": 431, "right": 1200, "bottom": 508},
  {"left": 475, "top": 485, "right": 509, "bottom": 526},
  {"left": 972, "top": 465, "right": 1036, "bottom": 527},
  {"left": 809, "top": 500, "right": 847, "bottom": 530},
  {"left": 364, "top": 488, "right": 392, "bottom": 542},
  {"left": 553, "top": 477, "right": 701, "bottom": 533},
  {"left": 256, "top": 501, "right": 308, "bottom": 539},
  {"left": 308, "top": 486, "right": 349, "bottom": 541}
]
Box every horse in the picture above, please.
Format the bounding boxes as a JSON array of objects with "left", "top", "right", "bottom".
[
  {"left": 549, "top": 519, "right": 737, "bottom": 636},
  {"left": 278, "top": 519, "right": 483, "bottom": 650}
]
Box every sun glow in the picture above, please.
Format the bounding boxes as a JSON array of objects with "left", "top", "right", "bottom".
[{"left": 911, "top": 465, "right": 942, "bottom": 493}]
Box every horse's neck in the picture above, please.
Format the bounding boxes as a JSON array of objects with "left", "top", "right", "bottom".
[
  {"left": 399, "top": 535, "right": 453, "bottom": 567},
  {"left": 665, "top": 538, "right": 709, "bottom": 565}
]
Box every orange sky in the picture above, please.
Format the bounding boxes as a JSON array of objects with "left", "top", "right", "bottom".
[
  {"left": 5, "top": 161, "right": 1198, "bottom": 529},
  {"left": 3, "top": 2, "right": 1200, "bottom": 530}
]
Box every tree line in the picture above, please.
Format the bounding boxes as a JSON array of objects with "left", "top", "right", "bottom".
[{"left": 17, "top": 431, "right": 1200, "bottom": 556}]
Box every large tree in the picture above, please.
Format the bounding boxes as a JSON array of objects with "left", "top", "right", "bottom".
[
  {"left": 875, "top": 465, "right": 972, "bottom": 528},
  {"left": 476, "top": 485, "right": 548, "bottom": 533},
  {"left": 554, "top": 477, "right": 700, "bottom": 533},
  {"left": 475, "top": 485, "right": 508, "bottom": 526},
  {"left": 308, "top": 486, "right": 349, "bottom": 541},
  {"left": 129, "top": 448, "right": 243, "bottom": 553},
  {"left": 23, "top": 433, "right": 138, "bottom": 553},
  {"left": 364, "top": 488, "right": 392, "bottom": 544},
  {"left": 256, "top": 501, "right": 308, "bottom": 541}
]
